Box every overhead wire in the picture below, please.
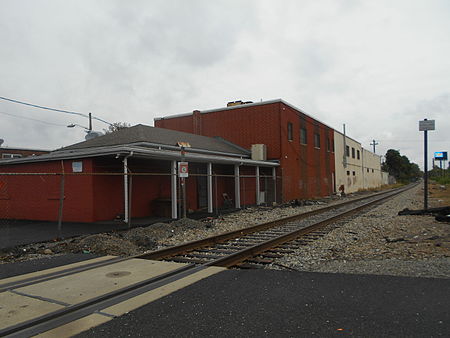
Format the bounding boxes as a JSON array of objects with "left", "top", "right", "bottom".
[
  {"left": 0, "top": 111, "right": 68, "bottom": 127},
  {"left": 0, "top": 96, "right": 112, "bottom": 126}
]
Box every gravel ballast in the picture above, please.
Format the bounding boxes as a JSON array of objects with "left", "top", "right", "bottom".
[{"left": 272, "top": 184, "right": 450, "bottom": 278}]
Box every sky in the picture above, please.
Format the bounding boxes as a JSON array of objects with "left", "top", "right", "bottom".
[{"left": 0, "top": 0, "right": 449, "bottom": 169}]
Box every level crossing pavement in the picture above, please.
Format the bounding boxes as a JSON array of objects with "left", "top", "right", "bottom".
[{"left": 1, "top": 255, "right": 448, "bottom": 337}]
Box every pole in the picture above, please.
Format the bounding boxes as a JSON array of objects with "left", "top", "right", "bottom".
[
  {"left": 171, "top": 160, "right": 177, "bottom": 219},
  {"left": 424, "top": 127, "right": 428, "bottom": 210},
  {"left": 128, "top": 173, "right": 132, "bottom": 228},
  {"left": 124, "top": 156, "right": 129, "bottom": 223},
  {"left": 207, "top": 163, "right": 213, "bottom": 213},
  {"left": 57, "top": 160, "right": 65, "bottom": 239},
  {"left": 88, "top": 113, "right": 92, "bottom": 131},
  {"left": 181, "top": 146, "right": 187, "bottom": 218}
]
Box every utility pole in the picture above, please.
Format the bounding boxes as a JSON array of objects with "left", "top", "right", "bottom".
[{"left": 370, "top": 139, "right": 379, "bottom": 153}]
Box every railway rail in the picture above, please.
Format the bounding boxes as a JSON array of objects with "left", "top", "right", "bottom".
[
  {"left": 142, "top": 183, "right": 416, "bottom": 268},
  {"left": 0, "top": 184, "right": 416, "bottom": 337}
]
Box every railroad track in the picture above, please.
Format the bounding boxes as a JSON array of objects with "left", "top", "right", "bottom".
[
  {"left": 0, "top": 184, "right": 416, "bottom": 337},
  {"left": 141, "top": 183, "right": 416, "bottom": 268}
]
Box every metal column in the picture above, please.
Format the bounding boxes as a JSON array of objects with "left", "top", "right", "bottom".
[
  {"left": 256, "top": 166, "right": 260, "bottom": 205},
  {"left": 123, "top": 157, "right": 129, "bottom": 223},
  {"left": 272, "top": 167, "right": 277, "bottom": 205},
  {"left": 234, "top": 164, "right": 241, "bottom": 209},
  {"left": 171, "top": 160, "right": 178, "bottom": 219},
  {"left": 207, "top": 163, "right": 213, "bottom": 213}
]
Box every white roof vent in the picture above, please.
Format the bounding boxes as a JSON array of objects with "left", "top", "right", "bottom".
[{"left": 85, "top": 131, "right": 103, "bottom": 140}]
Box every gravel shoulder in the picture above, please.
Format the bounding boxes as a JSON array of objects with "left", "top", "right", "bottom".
[{"left": 272, "top": 183, "right": 450, "bottom": 278}]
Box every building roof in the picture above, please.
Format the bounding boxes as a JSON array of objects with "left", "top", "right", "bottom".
[
  {"left": 155, "top": 98, "right": 334, "bottom": 130},
  {"left": 58, "top": 124, "right": 250, "bottom": 156},
  {"left": 0, "top": 147, "right": 50, "bottom": 152},
  {"left": 0, "top": 144, "right": 277, "bottom": 167},
  {"left": 0, "top": 124, "right": 279, "bottom": 167}
]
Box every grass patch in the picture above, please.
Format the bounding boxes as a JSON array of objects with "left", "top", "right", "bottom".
[
  {"left": 429, "top": 181, "right": 450, "bottom": 206},
  {"left": 431, "top": 176, "right": 450, "bottom": 185}
]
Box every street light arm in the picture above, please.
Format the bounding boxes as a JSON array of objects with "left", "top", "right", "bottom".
[{"left": 67, "top": 123, "right": 90, "bottom": 131}]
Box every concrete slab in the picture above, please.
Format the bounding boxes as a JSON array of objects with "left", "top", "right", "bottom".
[
  {"left": 35, "top": 266, "right": 226, "bottom": 337},
  {"left": 0, "top": 291, "right": 64, "bottom": 329},
  {"left": 0, "top": 256, "right": 116, "bottom": 287},
  {"left": 16, "top": 259, "right": 186, "bottom": 304},
  {"left": 102, "top": 266, "right": 225, "bottom": 317},
  {"left": 35, "top": 314, "right": 111, "bottom": 338}
]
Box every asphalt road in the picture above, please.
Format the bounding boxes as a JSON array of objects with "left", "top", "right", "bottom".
[{"left": 75, "top": 269, "right": 450, "bottom": 337}]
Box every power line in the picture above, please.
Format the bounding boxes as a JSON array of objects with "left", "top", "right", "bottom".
[
  {"left": 0, "top": 96, "right": 112, "bottom": 126},
  {"left": 0, "top": 111, "right": 68, "bottom": 127}
]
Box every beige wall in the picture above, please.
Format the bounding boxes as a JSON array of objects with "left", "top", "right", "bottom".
[
  {"left": 381, "top": 171, "right": 389, "bottom": 185},
  {"left": 362, "top": 148, "right": 383, "bottom": 189},
  {"left": 334, "top": 131, "right": 383, "bottom": 193}
]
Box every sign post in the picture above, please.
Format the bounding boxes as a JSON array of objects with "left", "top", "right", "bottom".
[
  {"left": 434, "top": 152, "right": 448, "bottom": 176},
  {"left": 178, "top": 147, "right": 188, "bottom": 218},
  {"left": 419, "top": 119, "right": 435, "bottom": 210}
]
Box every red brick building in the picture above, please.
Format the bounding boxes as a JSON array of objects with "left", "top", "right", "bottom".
[
  {"left": 0, "top": 125, "right": 277, "bottom": 223},
  {"left": 155, "top": 99, "right": 336, "bottom": 202},
  {"left": 0, "top": 147, "right": 49, "bottom": 159}
]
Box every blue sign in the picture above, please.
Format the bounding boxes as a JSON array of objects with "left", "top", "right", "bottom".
[{"left": 434, "top": 151, "right": 448, "bottom": 160}]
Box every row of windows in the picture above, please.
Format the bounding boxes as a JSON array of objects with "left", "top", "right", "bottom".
[
  {"left": 345, "top": 145, "right": 360, "bottom": 160},
  {"left": 288, "top": 123, "right": 333, "bottom": 151},
  {"left": 1, "top": 153, "right": 22, "bottom": 159},
  {"left": 347, "top": 168, "right": 375, "bottom": 175}
]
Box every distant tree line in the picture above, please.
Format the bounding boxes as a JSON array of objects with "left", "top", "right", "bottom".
[{"left": 381, "top": 149, "right": 422, "bottom": 183}]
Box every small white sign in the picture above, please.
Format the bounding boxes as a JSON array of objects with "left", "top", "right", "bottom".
[
  {"left": 72, "top": 161, "right": 83, "bottom": 173},
  {"left": 178, "top": 162, "right": 188, "bottom": 178},
  {"left": 419, "top": 120, "right": 435, "bottom": 131}
]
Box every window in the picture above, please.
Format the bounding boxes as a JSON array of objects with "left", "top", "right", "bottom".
[
  {"left": 1, "top": 153, "right": 22, "bottom": 159},
  {"left": 357, "top": 150, "right": 360, "bottom": 160},
  {"left": 347, "top": 171, "right": 350, "bottom": 176},
  {"left": 346, "top": 145, "right": 350, "bottom": 157},
  {"left": 352, "top": 171, "right": 356, "bottom": 176},
  {"left": 287, "top": 122, "right": 293, "bottom": 141},
  {"left": 351, "top": 147, "right": 355, "bottom": 158},
  {"left": 300, "top": 127, "right": 307, "bottom": 144},
  {"left": 314, "top": 133, "right": 321, "bottom": 148},
  {"left": 372, "top": 169, "right": 374, "bottom": 173},
  {"left": 332, "top": 140, "right": 335, "bottom": 152},
  {"left": 367, "top": 168, "right": 369, "bottom": 173}
]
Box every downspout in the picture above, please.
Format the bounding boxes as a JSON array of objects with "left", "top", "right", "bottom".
[{"left": 123, "top": 151, "right": 133, "bottom": 224}]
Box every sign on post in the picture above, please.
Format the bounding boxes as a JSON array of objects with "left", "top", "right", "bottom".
[
  {"left": 419, "top": 119, "right": 435, "bottom": 131},
  {"left": 178, "top": 162, "right": 189, "bottom": 178},
  {"left": 434, "top": 152, "right": 448, "bottom": 160},
  {"left": 419, "top": 119, "right": 435, "bottom": 210}
]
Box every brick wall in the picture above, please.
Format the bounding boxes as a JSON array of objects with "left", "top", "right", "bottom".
[{"left": 155, "top": 101, "right": 335, "bottom": 201}]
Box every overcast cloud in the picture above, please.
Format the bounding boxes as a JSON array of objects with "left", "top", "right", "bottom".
[{"left": 0, "top": 0, "right": 449, "bottom": 169}]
